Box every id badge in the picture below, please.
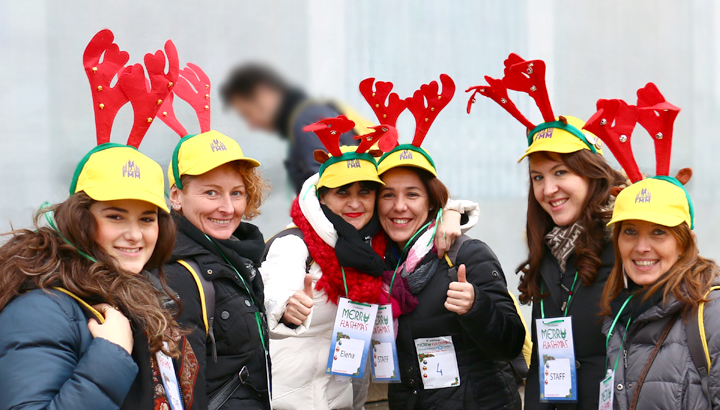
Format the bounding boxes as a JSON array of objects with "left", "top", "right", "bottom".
[
  {"left": 598, "top": 370, "right": 614, "bottom": 410},
  {"left": 326, "top": 297, "right": 379, "bottom": 378},
  {"left": 370, "top": 305, "right": 400, "bottom": 383},
  {"left": 414, "top": 336, "right": 460, "bottom": 389},
  {"left": 156, "top": 347, "right": 184, "bottom": 410},
  {"left": 536, "top": 317, "right": 578, "bottom": 402}
]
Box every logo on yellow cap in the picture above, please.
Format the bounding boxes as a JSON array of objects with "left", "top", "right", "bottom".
[
  {"left": 635, "top": 188, "right": 651, "bottom": 204},
  {"left": 210, "top": 139, "right": 227, "bottom": 152},
  {"left": 399, "top": 150, "right": 414, "bottom": 160},
  {"left": 122, "top": 160, "right": 141, "bottom": 179}
]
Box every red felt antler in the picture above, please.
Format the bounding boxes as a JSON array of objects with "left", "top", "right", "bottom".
[
  {"left": 465, "top": 75, "right": 535, "bottom": 129},
  {"left": 83, "top": 29, "right": 131, "bottom": 145},
  {"left": 175, "top": 63, "right": 212, "bottom": 133},
  {"left": 118, "top": 40, "right": 179, "bottom": 148},
  {"left": 503, "top": 53, "right": 555, "bottom": 123},
  {"left": 359, "top": 78, "right": 406, "bottom": 127},
  {"left": 355, "top": 125, "right": 398, "bottom": 153},
  {"left": 157, "top": 92, "right": 188, "bottom": 136},
  {"left": 583, "top": 99, "right": 643, "bottom": 183},
  {"left": 302, "top": 115, "right": 356, "bottom": 157},
  {"left": 636, "top": 83, "right": 681, "bottom": 177},
  {"left": 405, "top": 74, "right": 455, "bottom": 147}
]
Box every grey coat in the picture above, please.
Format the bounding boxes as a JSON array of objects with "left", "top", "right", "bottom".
[{"left": 604, "top": 285, "right": 720, "bottom": 410}]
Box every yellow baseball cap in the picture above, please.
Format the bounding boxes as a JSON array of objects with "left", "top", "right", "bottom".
[
  {"left": 318, "top": 146, "right": 384, "bottom": 189},
  {"left": 377, "top": 144, "right": 437, "bottom": 177},
  {"left": 608, "top": 177, "right": 694, "bottom": 229},
  {"left": 169, "top": 130, "right": 260, "bottom": 189},
  {"left": 70, "top": 143, "right": 169, "bottom": 212},
  {"left": 518, "top": 116, "right": 604, "bottom": 162}
]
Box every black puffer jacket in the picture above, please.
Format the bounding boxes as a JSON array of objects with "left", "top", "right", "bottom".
[
  {"left": 386, "top": 237, "right": 525, "bottom": 410},
  {"left": 152, "top": 215, "right": 270, "bottom": 410},
  {"left": 524, "top": 241, "right": 614, "bottom": 410}
]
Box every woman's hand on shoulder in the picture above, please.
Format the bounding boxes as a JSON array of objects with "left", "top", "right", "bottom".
[
  {"left": 435, "top": 209, "right": 462, "bottom": 258},
  {"left": 445, "top": 265, "right": 475, "bottom": 315},
  {"left": 281, "top": 274, "right": 314, "bottom": 326},
  {"left": 88, "top": 303, "right": 134, "bottom": 355}
]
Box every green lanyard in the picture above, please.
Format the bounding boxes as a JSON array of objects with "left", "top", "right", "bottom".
[
  {"left": 540, "top": 270, "right": 579, "bottom": 319},
  {"left": 41, "top": 202, "right": 98, "bottom": 263},
  {"left": 605, "top": 294, "right": 635, "bottom": 373},
  {"left": 204, "top": 234, "right": 267, "bottom": 352},
  {"left": 387, "top": 210, "right": 442, "bottom": 299}
]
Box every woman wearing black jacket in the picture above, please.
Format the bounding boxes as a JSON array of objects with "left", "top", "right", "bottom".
[
  {"left": 467, "top": 54, "right": 626, "bottom": 409},
  {"left": 375, "top": 73, "right": 525, "bottom": 410},
  {"left": 154, "top": 129, "right": 270, "bottom": 409}
]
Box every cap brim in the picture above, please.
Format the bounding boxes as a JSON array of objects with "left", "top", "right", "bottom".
[
  {"left": 319, "top": 173, "right": 385, "bottom": 189},
  {"left": 607, "top": 210, "right": 685, "bottom": 228},
  {"left": 184, "top": 156, "right": 261, "bottom": 177},
  {"left": 517, "top": 143, "right": 586, "bottom": 162},
  {"left": 83, "top": 185, "right": 169, "bottom": 213}
]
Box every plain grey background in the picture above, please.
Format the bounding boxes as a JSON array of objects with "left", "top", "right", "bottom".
[{"left": 2, "top": 0, "right": 719, "bottom": 321}]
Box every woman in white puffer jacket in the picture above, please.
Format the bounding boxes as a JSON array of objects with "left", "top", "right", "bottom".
[{"left": 261, "top": 172, "right": 479, "bottom": 409}]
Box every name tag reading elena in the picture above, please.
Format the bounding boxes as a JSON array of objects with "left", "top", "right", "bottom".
[
  {"left": 326, "top": 297, "right": 378, "bottom": 378},
  {"left": 536, "top": 317, "right": 578, "bottom": 403}
]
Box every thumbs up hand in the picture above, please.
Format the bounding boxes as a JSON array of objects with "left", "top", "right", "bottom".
[
  {"left": 444, "top": 265, "right": 476, "bottom": 315},
  {"left": 282, "top": 274, "right": 315, "bottom": 326}
]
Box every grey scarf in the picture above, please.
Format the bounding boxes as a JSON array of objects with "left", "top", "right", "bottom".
[{"left": 545, "top": 221, "right": 584, "bottom": 273}]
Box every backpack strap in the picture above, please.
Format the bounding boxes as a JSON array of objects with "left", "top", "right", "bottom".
[
  {"left": 53, "top": 287, "right": 105, "bottom": 323},
  {"left": 263, "top": 226, "right": 313, "bottom": 273},
  {"left": 687, "top": 285, "right": 720, "bottom": 405},
  {"left": 177, "top": 259, "right": 215, "bottom": 336},
  {"left": 444, "top": 235, "right": 471, "bottom": 281}
]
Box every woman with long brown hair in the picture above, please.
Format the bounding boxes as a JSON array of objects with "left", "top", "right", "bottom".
[
  {"left": 467, "top": 54, "right": 625, "bottom": 409},
  {"left": 595, "top": 84, "right": 720, "bottom": 409},
  {"left": 0, "top": 30, "right": 199, "bottom": 410}
]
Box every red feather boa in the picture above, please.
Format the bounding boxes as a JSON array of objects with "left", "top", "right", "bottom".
[{"left": 291, "top": 198, "right": 387, "bottom": 305}]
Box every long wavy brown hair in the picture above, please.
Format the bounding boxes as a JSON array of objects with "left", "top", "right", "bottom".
[
  {"left": 600, "top": 221, "right": 719, "bottom": 317},
  {"left": 0, "top": 192, "right": 183, "bottom": 357},
  {"left": 517, "top": 150, "right": 626, "bottom": 304}
]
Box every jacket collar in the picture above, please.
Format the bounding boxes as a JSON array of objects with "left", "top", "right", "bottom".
[
  {"left": 298, "top": 174, "right": 338, "bottom": 248},
  {"left": 273, "top": 88, "right": 307, "bottom": 138},
  {"left": 170, "top": 213, "right": 265, "bottom": 266}
]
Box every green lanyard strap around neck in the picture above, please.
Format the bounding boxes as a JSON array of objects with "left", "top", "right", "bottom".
[
  {"left": 41, "top": 202, "right": 97, "bottom": 263},
  {"left": 540, "top": 271, "right": 579, "bottom": 319},
  {"left": 605, "top": 294, "right": 635, "bottom": 373},
  {"left": 204, "top": 234, "right": 267, "bottom": 351},
  {"left": 387, "top": 218, "right": 437, "bottom": 299}
]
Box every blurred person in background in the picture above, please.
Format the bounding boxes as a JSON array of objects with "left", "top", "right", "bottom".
[{"left": 221, "top": 63, "right": 371, "bottom": 194}]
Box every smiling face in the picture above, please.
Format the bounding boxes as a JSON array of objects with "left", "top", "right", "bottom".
[
  {"left": 378, "top": 168, "right": 430, "bottom": 248},
  {"left": 170, "top": 162, "right": 247, "bottom": 240},
  {"left": 319, "top": 182, "right": 376, "bottom": 230},
  {"left": 529, "top": 152, "right": 590, "bottom": 227},
  {"left": 618, "top": 220, "right": 682, "bottom": 286},
  {"left": 89, "top": 199, "right": 159, "bottom": 274}
]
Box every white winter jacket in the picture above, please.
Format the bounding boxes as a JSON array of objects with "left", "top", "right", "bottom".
[{"left": 260, "top": 174, "right": 480, "bottom": 410}]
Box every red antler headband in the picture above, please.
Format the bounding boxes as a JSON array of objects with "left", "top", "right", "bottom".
[
  {"left": 583, "top": 83, "right": 681, "bottom": 183},
  {"left": 466, "top": 53, "right": 599, "bottom": 157},
  {"left": 158, "top": 63, "right": 212, "bottom": 137},
  {"left": 83, "top": 29, "right": 178, "bottom": 148}
]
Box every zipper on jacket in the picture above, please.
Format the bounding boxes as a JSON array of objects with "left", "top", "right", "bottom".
[
  {"left": 209, "top": 317, "right": 218, "bottom": 363},
  {"left": 623, "top": 349, "right": 628, "bottom": 369}
]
